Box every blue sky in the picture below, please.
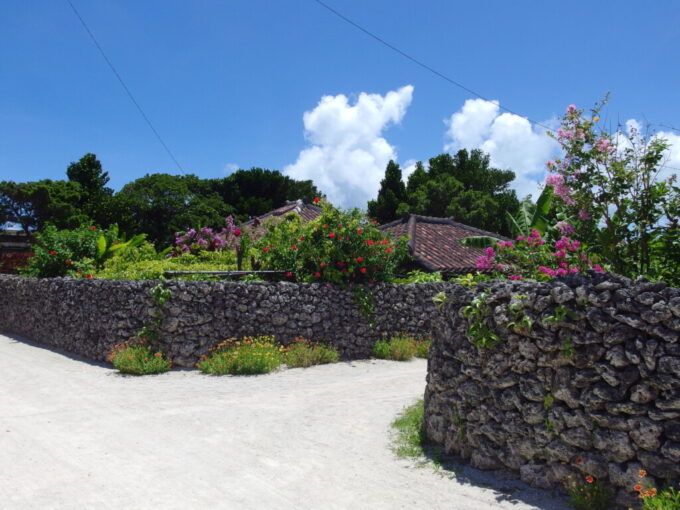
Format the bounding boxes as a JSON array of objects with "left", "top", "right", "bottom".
[{"left": 1, "top": 0, "right": 679, "bottom": 207}]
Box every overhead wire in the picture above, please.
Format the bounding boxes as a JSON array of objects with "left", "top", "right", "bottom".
[
  {"left": 312, "top": 0, "right": 553, "bottom": 131},
  {"left": 65, "top": 0, "right": 185, "bottom": 173}
]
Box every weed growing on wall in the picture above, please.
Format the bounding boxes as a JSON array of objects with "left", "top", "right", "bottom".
[
  {"left": 108, "top": 339, "right": 171, "bottom": 375},
  {"left": 351, "top": 286, "right": 375, "bottom": 328},
  {"left": 198, "top": 336, "right": 282, "bottom": 375},
  {"left": 461, "top": 292, "right": 500, "bottom": 349},
  {"left": 283, "top": 337, "right": 339, "bottom": 368}
]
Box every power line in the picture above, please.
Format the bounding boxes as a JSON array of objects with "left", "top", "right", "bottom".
[
  {"left": 312, "top": 0, "right": 553, "bottom": 131},
  {"left": 65, "top": 0, "right": 185, "bottom": 173}
]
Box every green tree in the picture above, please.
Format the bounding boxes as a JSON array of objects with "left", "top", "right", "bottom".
[
  {"left": 367, "top": 160, "right": 407, "bottom": 223},
  {"left": 115, "top": 173, "right": 233, "bottom": 248},
  {"left": 396, "top": 149, "right": 519, "bottom": 235},
  {"left": 66, "top": 153, "right": 115, "bottom": 226},
  {"left": 0, "top": 179, "right": 86, "bottom": 234}
]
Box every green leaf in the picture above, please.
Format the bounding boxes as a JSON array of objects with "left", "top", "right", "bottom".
[{"left": 96, "top": 235, "right": 107, "bottom": 260}]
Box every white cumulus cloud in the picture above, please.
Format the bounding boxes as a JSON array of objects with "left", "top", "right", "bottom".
[
  {"left": 223, "top": 162, "right": 239, "bottom": 174},
  {"left": 444, "top": 99, "right": 560, "bottom": 199},
  {"left": 284, "top": 86, "right": 414, "bottom": 208}
]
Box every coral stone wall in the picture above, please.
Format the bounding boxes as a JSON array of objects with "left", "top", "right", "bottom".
[
  {"left": 424, "top": 273, "right": 680, "bottom": 508},
  {"left": 0, "top": 275, "right": 447, "bottom": 367}
]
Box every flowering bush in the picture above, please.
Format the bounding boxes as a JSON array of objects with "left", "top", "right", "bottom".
[
  {"left": 21, "top": 224, "right": 137, "bottom": 278},
  {"left": 636, "top": 469, "right": 680, "bottom": 509},
  {"left": 107, "top": 339, "right": 171, "bottom": 375},
  {"left": 198, "top": 336, "right": 282, "bottom": 375},
  {"left": 475, "top": 228, "right": 604, "bottom": 280},
  {"left": 256, "top": 201, "right": 409, "bottom": 284},
  {"left": 564, "top": 472, "right": 613, "bottom": 510},
  {"left": 173, "top": 216, "right": 242, "bottom": 254},
  {"left": 546, "top": 98, "right": 679, "bottom": 284}
]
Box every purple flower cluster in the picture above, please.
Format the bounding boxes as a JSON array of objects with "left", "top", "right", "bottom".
[
  {"left": 174, "top": 216, "right": 242, "bottom": 254},
  {"left": 546, "top": 173, "right": 576, "bottom": 206}
]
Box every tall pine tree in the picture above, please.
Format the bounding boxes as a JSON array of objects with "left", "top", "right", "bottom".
[{"left": 367, "top": 160, "right": 407, "bottom": 223}]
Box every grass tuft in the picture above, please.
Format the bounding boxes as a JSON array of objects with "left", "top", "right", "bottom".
[
  {"left": 374, "top": 335, "right": 431, "bottom": 361},
  {"left": 198, "top": 336, "right": 282, "bottom": 375},
  {"left": 108, "top": 340, "right": 171, "bottom": 375},
  {"left": 284, "top": 337, "right": 339, "bottom": 368},
  {"left": 390, "top": 400, "right": 427, "bottom": 458}
]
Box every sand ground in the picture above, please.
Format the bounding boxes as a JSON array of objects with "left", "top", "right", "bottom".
[{"left": 0, "top": 333, "right": 569, "bottom": 510}]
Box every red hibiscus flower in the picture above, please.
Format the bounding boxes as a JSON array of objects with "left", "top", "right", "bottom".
[
  {"left": 366, "top": 240, "right": 375, "bottom": 246},
  {"left": 313, "top": 197, "right": 321, "bottom": 203},
  {"left": 291, "top": 244, "right": 297, "bottom": 250},
  {"left": 313, "top": 272, "right": 320, "bottom": 278},
  {"left": 356, "top": 228, "right": 363, "bottom": 235},
  {"left": 356, "top": 256, "right": 363, "bottom": 262},
  {"left": 329, "top": 232, "right": 335, "bottom": 238},
  {"left": 77, "top": 270, "right": 83, "bottom": 274},
  {"left": 360, "top": 267, "right": 367, "bottom": 274},
  {"left": 336, "top": 261, "right": 344, "bottom": 266},
  {"left": 85, "top": 274, "right": 92, "bottom": 279},
  {"left": 263, "top": 247, "right": 269, "bottom": 252},
  {"left": 65, "top": 260, "right": 71, "bottom": 265},
  {"left": 49, "top": 250, "right": 56, "bottom": 255},
  {"left": 585, "top": 476, "right": 594, "bottom": 484},
  {"left": 286, "top": 272, "right": 293, "bottom": 278},
  {"left": 298, "top": 236, "right": 305, "bottom": 241},
  {"left": 320, "top": 262, "right": 327, "bottom": 268},
  {"left": 89, "top": 226, "right": 97, "bottom": 231},
  {"left": 385, "top": 248, "right": 392, "bottom": 254}
]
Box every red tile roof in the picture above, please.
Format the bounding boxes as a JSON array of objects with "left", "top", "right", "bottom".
[
  {"left": 379, "top": 213, "right": 507, "bottom": 273},
  {"left": 242, "top": 200, "right": 322, "bottom": 239}
]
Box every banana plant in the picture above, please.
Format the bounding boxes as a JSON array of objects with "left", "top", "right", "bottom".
[
  {"left": 94, "top": 224, "right": 146, "bottom": 268},
  {"left": 461, "top": 186, "right": 553, "bottom": 249}
]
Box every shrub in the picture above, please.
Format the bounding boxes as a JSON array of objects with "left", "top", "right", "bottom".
[
  {"left": 414, "top": 339, "right": 431, "bottom": 359},
  {"left": 393, "top": 270, "right": 443, "bottom": 283},
  {"left": 283, "top": 337, "right": 339, "bottom": 368},
  {"left": 95, "top": 249, "right": 239, "bottom": 280},
  {"left": 255, "top": 200, "right": 409, "bottom": 284},
  {"left": 373, "top": 335, "right": 419, "bottom": 361},
  {"left": 198, "top": 336, "right": 282, "bottom": 375},
  {"left": 107, "top": 339, "right": 171, "bottom": 375},
  {"left": 21, "top": 224, "right": 145, "bottom": 278}
]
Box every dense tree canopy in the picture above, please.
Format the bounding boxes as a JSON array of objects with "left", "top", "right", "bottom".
[
  {"left": 368, "top": 150, "right": 519, "bottom": 235},
  {"left": 0, "top": 155, "right": 321, "bottom": 247}
]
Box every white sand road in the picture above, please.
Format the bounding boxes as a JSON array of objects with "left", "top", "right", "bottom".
[{"left": 0, "top": 333, "right": 569, "bottom": 510}]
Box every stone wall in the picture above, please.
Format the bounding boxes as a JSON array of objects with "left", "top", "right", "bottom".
[
  {"left": 424, "top": 273, "right": 680, "bottom": 508},
  {"left": 0, "top": 275, "right": 447, "bottom": 366}
]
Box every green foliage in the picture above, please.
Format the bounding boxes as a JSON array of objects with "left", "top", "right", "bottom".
[
  {"left": 393, "top": 270, "right": 443, "bottom": 283},
  {"left": 432, "top": 291, "right": 448, "bottom": 309},
  {"left": 94, "top": 250, "right": 239, "bottom": 280},
  {"left": 367, "top": 160, "right": 407, "bottom": 224},
  {"left": 461, "top": 292, "right": 500, "bottom": 349},
  {"left": 543, "top": 393, "right": 555, "bottom": 411},
  {"left": 376, "top": 150, "right": 519, "bottom": 236},
  {"left": 544, "top": 304, "right": 570, "bottom": 324},
  {"left": 640, "top": 484, "right": 680, "bottom": 509},
  {"left": 107, "top": 340, "right": 171, "bottom": 375},
  {"left": 135, "top": 281, "right": 172, "bottom": 345},
  {"left": 565, "top": 474, "right": 614, "bottom": 510},
  {"left": 373, "top": 335, "right": 419, "bottom": 361},
  {"left": 451, "top": 405, "right": 466, "bottom": 441},
  {"left": 283, "top": 337, "right": 339, "bottom": 368},
  {"left": 560, "top": 337, "right": 576, "bottom": 358},
  {"left": 452, "top": 272, "right": 492, "bottom": 286},
  {"left": 20, "top": 224, "right": 124, "bottom": 278},
  {"left": 256, "top": 201, "right": 409, "bottom": 284},
  {"left": 198, "top": 336, "right": 282, "bottom": 375},
  {"left": 414, "top": 339, "right": 431, "bottom": 359},
  {"left": 390, "top": 400, "right": 426, "bottom": 458},
  {"left": 351, "top": 286, "right": 375, "bottom": 328},
  {"left": 506, "top": 294, "right": 533, "bottom": 333}
]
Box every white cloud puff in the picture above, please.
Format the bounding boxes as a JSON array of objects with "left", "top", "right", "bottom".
[
  {"left": 284, "top": 86, "right": 414, "bottom": 208},
  {"left": 444, "top": 99, "right": 560, "bottom": 199},
  {"left": 223, "top": 162, "right": 239, "bottom": 174}
]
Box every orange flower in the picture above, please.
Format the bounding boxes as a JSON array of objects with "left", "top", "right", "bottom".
[
  {"left": 646, "top": 488, "right": 657, "bottom": 497},
  {"left": 585, "top": 476, "right": 594, "bottom": 484},
  {"left": 639, "top": 469, "right": 647, "bottom": 478},
  {"left": 633, "top": 484, "right": 643, "bottom": 492},
  {"left": 574, "top": 457, "right": 583, "bottom": 463}
]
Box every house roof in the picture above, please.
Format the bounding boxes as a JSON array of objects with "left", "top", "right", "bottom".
[
  {"left": 378, "top": 213, "right": 507, "bottom": 273},
  {"left": 242, "top": 199, "right": 322, "bottom": 238}
]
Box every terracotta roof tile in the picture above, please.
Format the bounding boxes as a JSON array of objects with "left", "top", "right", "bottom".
[{"left": 379, "top": 213, "right": 507, "bottom": 273}]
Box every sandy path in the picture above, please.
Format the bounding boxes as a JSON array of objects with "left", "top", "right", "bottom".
[{"left": 0, "top": 333, "right": 568, "bottom": 509}]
